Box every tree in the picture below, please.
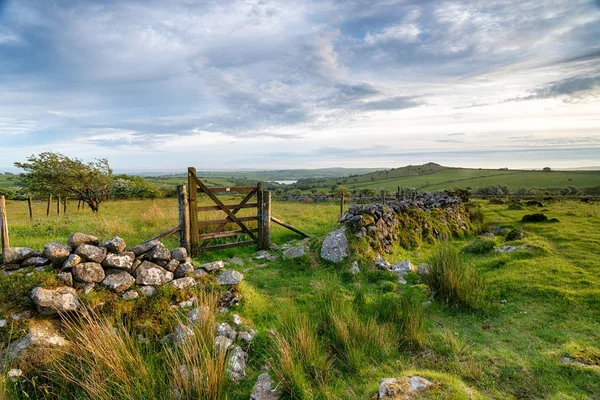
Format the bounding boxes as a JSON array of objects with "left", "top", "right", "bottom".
[
  {"left": 15, "top": 152, "right": 113, "bottom": 212},
  {"left": 335, "top": 186, "right": 350, "bottom": 199},
  {"left": 543, "top": 167, "right": 552, "bottom": 172}
]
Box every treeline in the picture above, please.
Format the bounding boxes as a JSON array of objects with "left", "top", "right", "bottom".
[{"left": 471, "top": 185, "right": 600, "bottom": 197}]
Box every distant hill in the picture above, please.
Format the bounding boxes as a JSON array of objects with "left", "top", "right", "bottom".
[{"left": 295, "top": 163, "right": 600, "bottom": 192}]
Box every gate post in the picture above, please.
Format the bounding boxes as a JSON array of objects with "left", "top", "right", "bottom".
[
  {"left": 177, "top": 185, "right": 190, "bottom": 254},
  {"left": 0, "top": 196, "right": 9, "bottom": 251},
  {"left": 257, "top": 183, "right": 264, "bottom": 249},
  {"left": 188, "top": 168, "right": 199, "bottom": 256},
  {"left": 258, "top": 190, "right": 271, "bottom": 250}
]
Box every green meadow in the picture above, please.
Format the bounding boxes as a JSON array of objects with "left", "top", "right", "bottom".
[{"left": 1, "top": 197, "right": 599, "bottom": 398}]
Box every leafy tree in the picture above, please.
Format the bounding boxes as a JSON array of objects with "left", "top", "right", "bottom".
[
  {"left": 335, "top": 186, "right": 350, "bottom": 199},
  {"left": 15, "top": 152, "right": 112, "bottom": 212},
  {"left": 542, "top": 167, "right": 552, "bottom": 172}
]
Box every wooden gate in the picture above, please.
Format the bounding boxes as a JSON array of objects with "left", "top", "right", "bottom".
[{"left": 187, "top": 167, "right": 271, "bottom": 255}]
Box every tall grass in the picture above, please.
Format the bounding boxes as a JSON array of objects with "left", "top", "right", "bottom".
[{"left": 422, "top": 246, "right": 488, "bottom": 311}]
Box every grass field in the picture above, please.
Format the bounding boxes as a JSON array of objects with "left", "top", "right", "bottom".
[{"left": 1, "top": 198, "right": 600, "bottom": 398}]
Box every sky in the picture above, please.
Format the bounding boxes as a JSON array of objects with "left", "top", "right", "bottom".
[{"left": 0, "top": 0, "right": 599, "bottom": 173}]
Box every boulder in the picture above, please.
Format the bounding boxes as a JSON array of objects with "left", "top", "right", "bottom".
[
  {"left": 170, "top": 247, "right": 188, "bottom": 262},
  {"left": 31, "top": 286, "right": 80, "bottom": 314},
  {"left": 229, "top": 257, "right": 244, "bottom": 266},
  {"left": 128, "top": 240, "right": 159, "bottom": 257},
  {"left": 75, "top": 244, "right": 107, "bottom": 263},
  {"left": 392, "top": 260, "right": 415, "bottom": 277},
  {"left": 68, "top": 232, "right": 99, "bottom": 248},
  {"left": 122, "top": 290, "right": 139, "bottom": 300},
  {"left": 216, "top": 270, "right": 244, "bottom": 285},
  {"left": 2, "top": 247, "right": 38, "bottom": 264},
  {"left": 169, "top": 277, "right": 197, "bottom": 290},
  {"left": 101, "top": 270, "right": 135, "bottom": 292},
  {"left": 74, "top": 282, "right": 95, "bottom": 294},
  {"left": 173, "top": 322, "right": 194, "bottom": 346},
  {"left": 21, "top": 257, "right": 51, "bottom": 268},
  {"left": 378, "top": 376, "right": 433, "bottom": 399},
  {"left": 101, "top": 236, "right": 127, "bottom": 253},
  {"left": 57, "top": 272, "right": 73, "bottom": 287},
  {"left": 102, "top": 252, "right": 135, "bottom": 270},
  {"left": 227, "top": 345, "right": 248, "bottom": 382},
  {"left": 214, "top": 335, "right": 233, "bottom": 350},
  {"left": 43, "top": 242, "right": 72, "bottom": 266},
  {"left": 200, "top": 260, "right": 224, "bottom": 272},
  {"left": 174, "top": 262, "right": 194, "bottom": 278},
  {"left": 148, "top": 242, "right": 171, "bottom": 263},
  {"left": 321, "top": 227, "right": 349, "bottom": 263},
  {"left": 194, "top": 268, "right": 208, "bottom": 277},
  {"left": 61, "top": 254, "right": 82, "bottom": 271},
  {"left": 283, "top": 245, "right": 308, "bottom": 259},
  {"left": 165, "top": 259, "right": 180, "bottom": 272},
  {"left": 238, "top": 330, "right": 257, "bottom": 343},
  {"left": 1, "top": 321, "right": 68, "bottom": 365},
  {"left": 72, "top": 262, "right": 105, "bottom": 283},
  {"left": 250, "top": 373, "right": 279, "bottom": 400},
  {"left": 134, "top": 261, "right": 173, "bottom": 285},
  {"left": 188, "top": 306, "right": 210, "bottom": 325},
  {"left": 139, "top": 286, "right": 156, "bottom": 296},
  {"left": 216, "top": 322, "right": 237, "bottom": 340}
]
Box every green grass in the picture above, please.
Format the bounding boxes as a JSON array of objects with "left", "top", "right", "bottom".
[{"left": 2, "top": 198, "right": 600, "bottom": 398}]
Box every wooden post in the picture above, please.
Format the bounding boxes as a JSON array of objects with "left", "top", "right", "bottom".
[
  {"left": 57, "top": 195, "right": 61, "bottom": 215},
  {"left": 177, "top": 185, "right": 190, "bottom": 254},
  {"left": 28, "top": 197, "right": 33, "bottom": 222},
  {"left": 188, "top": 168, "right": 199, "bottom": 256},
  {"left": 0, "top": 196, "right": 9, "bottom": 251},
  {"left": 77, "top": 199, "right": 81, "bottom": 211},
  {"left": 46, "top": 194, "right": 52, "bottom": 216},
  {"left": 63, "top": 198, "right": 67, "bottom": 214},
  {"left": 383, "top": 192, "right": 386, "bottom": 207},
  {"left": 261, "top": 190, "right": 271, "bottom": 250},
  {"left": 339, "top": 195, "right": 344, "bottom": 220},
  {"left": 257, "top": 183, "right": 264, "bottom": 249},
  {"left": 397, "top": 186, "right": 400, "bottom": 200}
]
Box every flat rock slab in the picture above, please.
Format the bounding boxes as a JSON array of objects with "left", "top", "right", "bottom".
[
  {"left": 128, "top": 240, "right": 159, "bottom": 257},
  {"left": 102, "top": 252, "right": 135, "bottom": 270},
  {"left": 321, "top": 227, "right": 349, "bottom": 263},
  {"left": 2, "top": 247, "right": 39, "bottom": 264},
  {"left": 283, "top": 245, "right": 308, "bottom": 259},
  {"left": 101, "top": 270, "right": 135, "bottom": 292},
  {"left": 169, "top": 277, "right": 197, "bottom": 290},
  {"left": 216, "top": 270, "right": 244, "bottom": 285},
  {"left": 378, "top": 376, "right": 433, "bottom": 399},
  {"left": 72, "top": 262, "right": 105, "bottom": 283},
  {"left": 201, "top": 260, "right": 224, "bottom": 272},
  {"left": 134, "top": 261, "right": 173, "bottom": 285},
  {"left": 75, "top": 245, "right": 107, "bottom": 263},
  {"left": 68, "top": 232, "right": 99, "bottom": 248},
  {"left": 21, "top": 257, "right": 51, "bottom": 268},
  {"left": 61, "top": 254, "right": 82, "bottom": 271},
  {"left": 101, "top": 236, "right": 127, "bottom": 253},
  {"left": 31, "top": 286, "right": 80, "bottom": 314}
]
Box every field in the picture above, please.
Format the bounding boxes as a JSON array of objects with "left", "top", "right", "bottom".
[{"left": 1, "top": 197, "right": 600, "bottom": 399}]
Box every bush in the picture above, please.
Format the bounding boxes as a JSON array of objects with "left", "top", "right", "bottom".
[
  {"left": 421, "top": 246, "right": 489, "bottom": 311},
  {"left": 506, "top": 229, "right": 524, "bottom": 241},
  {"left": 521, "top": 213, "right": 548, "bottom": 223},
  {"left": 462, "top": 238, "right": 495, "bottom": 254},
  {"left": 465, "top": 203, "right": 484, "bottom": 224},
  {"left": 507, "top": 202, "right": 524, "bottom": 210}
]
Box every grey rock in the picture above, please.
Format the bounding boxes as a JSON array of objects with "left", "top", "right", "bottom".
[
  {"left": 320, "top": 226, "right": 349, "bottom": 263},
  {"left": 216, "top": 270, "right": 244, "bottom": 285},
  {"left": 283, "top": 245, "right": 308, "bottom": 259},
  {"left": 68, "top": 232, "right": 99, "bottom": 248},
  {"left": 200, "top": 260, "right": 224, "bottom": 272},
  {"left": 131, "top": 258, "right": 142, "bottom": 272},
  {"left": 214, "top": 335, "right": 233, "bottom": 350},
  {"left": 375, "top": 257, "right": 391, "bottom": 270},
  {"left": 43, "top": 242, "right": 72, "bottom": 266},
  {"left": 423, "top": 301, "right": 432, "bottom": 307},
  {"left": 72, "top": 262, "right": 105, "bottom": 283},
  {"left": 2, "top": 264, "right": 22, "bottom": 271},
  {"left": 171, "top": 247, "right": 188, "bottom": 262},
  {"left": 253, "top": 250, "right": 270, "bottom": 259},
  {"left": 188, "top": 306, "right": 210, "bottom": 325},
  {"left": 378, "top": 376, "right": 433, "bottom": 399},
  {"left": 227, "top": 345, "right": 248, "bottom": 382},
  {"left": 216, "top": 322, "right": 237, "bottom": 340},
  {"left": 139, "top": 286, "right": 156, "bottom": 296},
  {"left": 229, "top": 257, "right": 244, "bottom": 266},
  {"left": 0, "top": 319, "right": 7, "bottom": 328},
  {"left": 496, "top": 245, "right": 517, "bottom": 253},
  {"left": 250, "top": 373, "right": 279, "bottom": 400},
  {"left": 101, "top": 236, "right": 127, "bottom": 253},
  {"left": 417, "top": 263, "right": 430, "bottom": 275},
  {"left": 560, "top": 357, "right": 587, "bottom": 367},
  {"left": 122, "top": 290, "right": 139, "bottom": 300},
  {"left": 174, "top": 262, "right": 194, "bottom": 278},
  {"left": 101, "top": 271, "right": 135, "bottom": 292},
  {"left": 74, "top": 282, "right": 95, "bottom": 294},
  {"left": 238, "top": 329, "right": 257, "bottom": 343},
  {"left": 57, "top": 272, "right": 73, "bottom": 287},
  {"left": 102, "top": 252, "right": 135, "bottom": 270},
  {"left": 165, "top": 259, "right": 180, "bottom": 272},
  {"left": 169, "top": 277, "right": 197, "bottom": 290},
  {"left": 1, "top": 321, "right": 68, "bottom": 365},
  {"left": 232, "top": 314, "right": 243, "bottom": 327},
  {"left": 7, "top": 369, "right": 22, "bottom": 379},
  {"left": 2, "top": 247, "right": 38, "bottom": 264},
  {"left": 31, "top": 286, "right": 80, "bottom": 314},
  {"left": 392, "top": 260, "right": 415, "bottom": 277},
  {"left": 194, "top": 268, "right": 208, "bottom": 277},
  {"left": 148, "top": 242, "right": 171, "bottom": 263},
  {"left": 134, "top": 261, "right": 174, "bottom": 285},
  {"left": 75, "top": 244, "right": 107, "bottom": 263},
  {"left": 128, "top": 240, "right": 159, "bottom": 257},
  {"left": 483, "top": 232, "right": 495, "bottom": 238},
  {"left": 173, "top": 322, "right": 194, "bottom": 346},
  {"left": 349, "top": 261, "right": 360, "bottom": 274},
  {"left": 21, "top": 257, "right": 51, "bottom": 268},
  {"left": 61, "top": 254, "right": 82, "bottom": 271}
]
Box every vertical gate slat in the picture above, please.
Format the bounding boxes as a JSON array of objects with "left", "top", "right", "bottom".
[{"left": 188, "top": 168, "right": 199, "bottom": 256}]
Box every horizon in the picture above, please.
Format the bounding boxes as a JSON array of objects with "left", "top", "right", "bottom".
[{"left": 1, "top": 0, "right": 599, "bottom": 170}]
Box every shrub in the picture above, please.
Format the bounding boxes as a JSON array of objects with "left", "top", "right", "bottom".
[
  {"left": 462, "top": 238, "right": 495, "bottom": 254},
  {"left": 465, "top": 203, "right": 484, "bottom": 224},
  {"left": 422, "top": 246, "right": 489, "bottom": 311},
  {"left": 521, "top": 213, "right": 548, "bottom": 223},
  {"left": 506, "top": 229, "right": 524, "bottom": 241},
  {"left": 507, "top": 203, "right": 524, "bottom": 210}
]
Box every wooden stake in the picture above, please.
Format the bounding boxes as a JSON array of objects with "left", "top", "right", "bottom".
[
  {"left": 57, "top": 195, "right": 61, "bottom": 215},
  {"left": 46, "top": 194, "right": 52, "bottom": 216},
  {"left": 257, "top": 183, "right": 264, "bottom": 249},
  {"left": 188, "top": 168, "right": 199, "bottom": 256},
  {"left": 271, "top": 216, "right": 308, "bottom": 238},
  {"left": 260, "top": 190, "right": 271, "bottom": 250},
  {"left": 0, "top": 196, "right": 9, "bottom": 251},
  {"left": 177, "top": 185, "right": 190, "bottom": 254},
  {"left": 63, "top": 198, "right": 67, "bottom": 214},
  {"left": 28, "top": 197, "right": 33, "bottom": 222},
  {"left": 339, "top": 195, "right": 345, "bottom": 220}
]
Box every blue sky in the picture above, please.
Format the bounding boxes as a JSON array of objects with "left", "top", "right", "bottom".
[{"left": 0, "top": 0, "right": 599, "bottom": 172}]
